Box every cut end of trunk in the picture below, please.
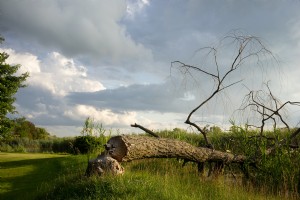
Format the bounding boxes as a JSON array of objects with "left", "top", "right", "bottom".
[{"left": 106, "top": 136, "right": 128, "bottom": 162}]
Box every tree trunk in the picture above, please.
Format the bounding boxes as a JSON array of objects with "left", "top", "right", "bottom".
[
  {"left": 86, "top": 135, "right": 248, "bottom": 176},
  {"left": 107, "top": 135, "right": 246, "bottom": 163}
]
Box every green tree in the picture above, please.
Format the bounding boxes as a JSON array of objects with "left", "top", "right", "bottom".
[
  {"left": 0, "top": 36, "right": 29, "bottom": 139},
  {"left": 11, "top": 117, "right": 50, "bottom": 139}
]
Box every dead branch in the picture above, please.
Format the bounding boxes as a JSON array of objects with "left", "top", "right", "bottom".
[
  {"left": 239, "top": 82, "right": 300, "bottom": 137},
  {"left": 171, "top": 33, "right": 274, "bottom": 148},
  {"left": 131, "top": 123, "right": 160, "bottom": 138}
]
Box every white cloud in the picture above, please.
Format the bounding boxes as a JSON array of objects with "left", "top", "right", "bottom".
[
  {"left": 1, "top": 48, "right": 105, "bottom": 96},
  {"left": 1, "top": 48, "right": 41, "bottom": 74},
  {"left": 126, "top": 0, "right": 150, "bottom": 19},
  {"left": 64, "top": 105, "right": 138, "bottom": 126},
  {"left": 180, "top": 92, "right": 196, "bottom": 101}
]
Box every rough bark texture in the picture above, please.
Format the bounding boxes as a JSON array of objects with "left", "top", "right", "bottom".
[
  {"left": 86, "top": 135, "right": 249, "bottom": 176},
  {"left": 85, "top": 152, "right": 125, "bottom": 176},
  {"left": 106, "top": 135, "right": 246, "bottom": 163}
]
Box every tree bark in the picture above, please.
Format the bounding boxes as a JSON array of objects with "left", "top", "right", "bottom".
[
  {"left": 85, "top": 152, "right": 125, "bottom": 176},
  {"left": 106, "top": 135, "right": 246, "bottom": 163},
  {"left": 86, "top": 135, "right": 249, "bottom": 176}
]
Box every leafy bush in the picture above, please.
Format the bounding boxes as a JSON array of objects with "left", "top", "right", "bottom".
[
  {"left": 0, "top": 141, "right": 13, "bottom": 152},
  {"left": 72, "top": 117, "right": 110, "bottom": 155},
  {"left": 73, "top": 135, "right": 104, "bottom": 154}
]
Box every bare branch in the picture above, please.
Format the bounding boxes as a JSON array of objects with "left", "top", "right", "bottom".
[
  {"left": 239, "top": 82, "right": 300, "bottom": 137},
  {"left": 172, "top": 33, "right": 274, "bottom": 148},
  {"left": 171, "top": 61, "right": 218, "bottom": 79},
  {"left": 131, "top": 123, "right": 160, "bottom": 138}
]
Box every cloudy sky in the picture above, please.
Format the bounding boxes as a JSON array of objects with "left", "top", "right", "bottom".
[{"left": 1, "top": 0, "right": 300, "bottom": 137}]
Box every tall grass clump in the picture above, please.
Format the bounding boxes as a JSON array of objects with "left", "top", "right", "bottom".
[
  {"left": 156, "top": 125, "right": 299, "bottom": 198},
  {"left": 38, "top": 158, "right": 282, "bottom": 200},
  {"left": 72, "top": 117, "right": 111, "bottom": 165},
  {"left": 157, "top": 128, "right": 203, "bottom": 146},
  {"left": 223, "top": 125, "right": 300, "bottom": 198},
  {"left": 253, "top": 129, "right": 300, "bottom": 198}
]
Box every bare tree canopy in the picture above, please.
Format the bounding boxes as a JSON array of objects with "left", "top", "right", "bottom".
[
  {"left": 170, "top": 32, "right": 276, "bottom": 148},
  {"left": 239, "top": 82, "right": 300, "bottom": 135}
]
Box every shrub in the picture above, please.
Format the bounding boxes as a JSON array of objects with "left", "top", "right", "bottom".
[
  {"left": 73, "top": 135, "right": 104, "bottom": 154},
  {"left": 73, "top": 117, "right": 110, "bottom": 155},
  {"left": 51, "top": 138, "right": 75, "bottom": 154}
]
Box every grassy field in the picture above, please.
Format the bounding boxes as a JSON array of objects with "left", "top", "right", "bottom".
[
  {"left": 0, "top": 152, "right": 288, "bottom": 200},
  {"left": 0, "top": 153, "right": 86, "bottom": 199}
]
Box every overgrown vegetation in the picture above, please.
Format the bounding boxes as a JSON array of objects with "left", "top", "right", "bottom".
[
  {"left": 39, "top": 158, "right": 283, "bottom": 200},
  {"left": 140, "top": 127, "right": 300, "bottom": 198},
  {"left": 0, "top": 137, "right": 75, "bottom": 153},
  {"left": 0, "top": 117, "right": 75, "bottom": 153},
  {"left": 0, "top": 127, "right": 299, "bottom": 199},
  {"left": 73, "top": 117, "right": 109, "bottom": 155},
  {"left": 0, "top": 117, "right": 110, "bottom": 154}
]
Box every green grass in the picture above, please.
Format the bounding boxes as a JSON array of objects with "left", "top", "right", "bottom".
[
  {"left": 39, "top": 158, "right": 282, "bottom": 200},
  {"left": 0, "top": 152, "right": 86, "bottom": 199},
  {"left": 0, "top": 147, "right": 298, "bottom": 199},
  {"left": 0, "top": 152, "right": 284, "bottom": 200}
]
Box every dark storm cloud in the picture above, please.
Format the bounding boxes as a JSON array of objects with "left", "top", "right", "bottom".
[
  {"left": 0, "top": 0, "right": 152, "bottom": 63},
  {"left": 14, "top": 85, "right": 77, "bottom": 126},
  {"left": 125, "top": 0, "right": 300, "bottom": 61}
]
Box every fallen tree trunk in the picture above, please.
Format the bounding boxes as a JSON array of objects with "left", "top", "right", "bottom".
[
  {"left": 106, "top": 135, "right": 246, "bottom": 163},
  {"left": 86, "top": 135, "right": 248, "bottom": 176}
]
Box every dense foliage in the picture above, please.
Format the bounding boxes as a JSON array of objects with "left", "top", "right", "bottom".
[
  {"left": 0, "top": 36, "right": 29, "bottom": 139},
  {"left": 11, "top": 117, "right": 50, "bottom": 139},
  {"left": 73, "top": 135, "right": 106, "bottom": 154}
]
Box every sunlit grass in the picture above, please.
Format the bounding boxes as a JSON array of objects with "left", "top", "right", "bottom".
[
  {"left": 0, "top": 153, "right": 73, "bottom": 199},
  {"left": 40, "top": 158, "right": 282, "bottom": 200}
]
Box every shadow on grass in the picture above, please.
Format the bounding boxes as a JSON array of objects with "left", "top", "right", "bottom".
[{"left": 0, "top": 155, "right": 85, "bottom": 200}]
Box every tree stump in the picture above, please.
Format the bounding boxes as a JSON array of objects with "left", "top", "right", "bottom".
[{"left": 85, "top": 152, "right": 125, "bottom": 176}]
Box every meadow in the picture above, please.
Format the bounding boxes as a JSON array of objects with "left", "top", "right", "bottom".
[
  {"left": 0, "top": 127, "right": 299, "bottom": 199},
  {"left": 0, "top": 153, "right": 283, "bottom": 200}
]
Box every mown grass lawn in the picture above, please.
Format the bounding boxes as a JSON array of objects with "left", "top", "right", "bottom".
[{"left": 0, "top": 153, "right": 86, "bottom": 199}]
